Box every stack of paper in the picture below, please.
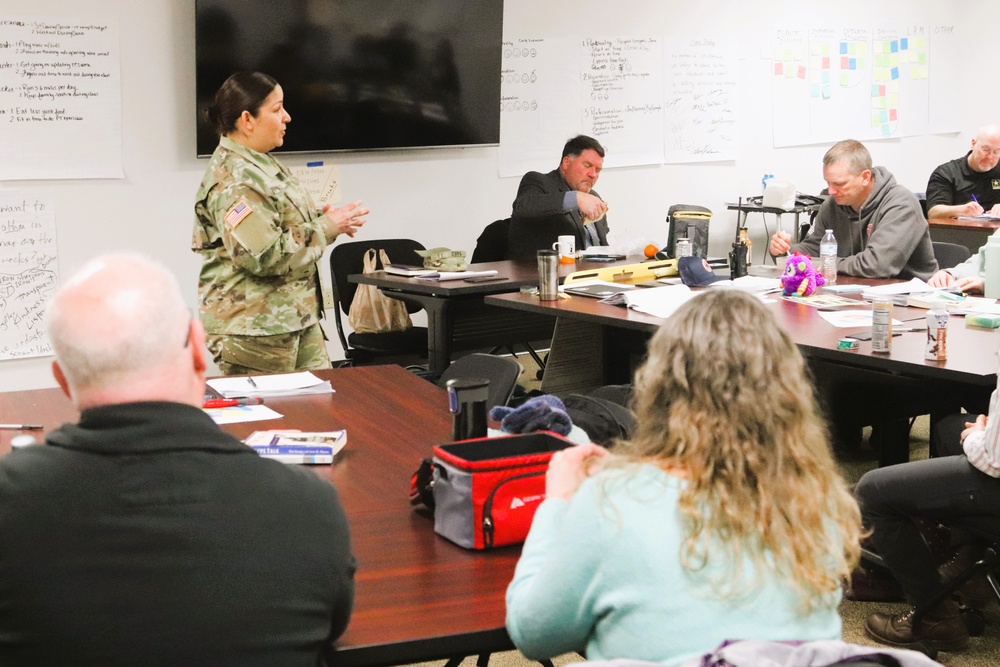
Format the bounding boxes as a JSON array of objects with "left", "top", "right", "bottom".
[
  {"left": 954, "top": 297, "right": 1000, "bottom": 316},
  {"left": 861, "top": 278, "right": 930, "bottom": 304},
  {"left": 708, "top": 275, "right": 781, "bottom": 294},
  {"left": 206, "top": 371, "right": 334, "bottom": 399},
  {"left": 599, "top": 284, "right": 696, "bottom": 319},
  {"left": 958, "top": 214, "right": 1000, "bottom": 222}
]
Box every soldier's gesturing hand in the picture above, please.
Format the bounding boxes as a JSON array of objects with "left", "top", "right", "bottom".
[{"left": 322, "top": 200, "right": 368, "bottom": 242}]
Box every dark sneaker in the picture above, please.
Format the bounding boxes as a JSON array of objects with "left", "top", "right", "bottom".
[{"left": 865, "top": 603, "right": 969, "bottom": 652}]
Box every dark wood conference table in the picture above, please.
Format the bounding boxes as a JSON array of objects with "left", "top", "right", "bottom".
[
  {"left": 485, "top": 273, "right": 1000, "bottom": 391},
  {"left": 349, "top": 257, "right": 636, "bottom": 373},
  {"left": 0, "top": 365, "right": 521, "bottom": 667},
  {"left": 928, "top": 215, "right": 999, "bottom": 256}
]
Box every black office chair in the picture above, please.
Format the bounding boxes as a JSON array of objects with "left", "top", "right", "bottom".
[
  {"left": 471, "top": 218, "right": 510, "bottom": 263},
  {"left": 329, "top": 239, "right": 429, "bottom": 367},
  {"left": 470, "top": 218, "right": 548, "bottom": 373},
  {"left": 436, "top": 353, "right": 523, "bottom": 411},
  {"left": 915, "top": 191, "right": 929, "bottom": 219},
  {"left": 932, "top": 241, "right": 972, "bottom": 271}
]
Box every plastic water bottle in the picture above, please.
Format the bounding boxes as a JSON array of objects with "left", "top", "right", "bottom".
[{"left": 820, "top": 228, "right": 837, "bottom": 284}]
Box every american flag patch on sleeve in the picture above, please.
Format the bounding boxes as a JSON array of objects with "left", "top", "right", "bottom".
[{"left": 225, "top": 200, "right": 253, "bottom": 228}]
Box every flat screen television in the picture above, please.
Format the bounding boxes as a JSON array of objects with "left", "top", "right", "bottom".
[{"left": 195, "top": 0, "right": 504, "bottom": 156}]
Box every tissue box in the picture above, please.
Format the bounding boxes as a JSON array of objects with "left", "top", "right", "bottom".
[
  {"left": 965, "top": 313, "right": 1000, "bottom": 329},
  {"left": 762, "top": 179, "right": 796, "bottom": 209}
]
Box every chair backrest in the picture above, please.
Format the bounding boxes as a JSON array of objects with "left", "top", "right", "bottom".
[
  {"left": 328, "top": 239, "right": 426, "bottom": 352},
  {"left": 932, "top": 241, "right": 972, "bottom": 270},
  {"left": 329, "top": 239, "right": 427, "bottom": 317},
  {"left": 471, "top": 219, "right": 510, "bottom": 263},
  {"left": 437, "top": 353, "right": 523, "bottom": 411},
  {"left": 914, "top": 191, "right": 929, "bottom": 219}
]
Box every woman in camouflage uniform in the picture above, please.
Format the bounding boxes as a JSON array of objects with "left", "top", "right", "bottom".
[{"left": 193, "top": 72, "right": 368, "bottom": 375}]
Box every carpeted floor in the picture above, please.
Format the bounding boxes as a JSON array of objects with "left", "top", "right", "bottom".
[{"left": 410, "top": 355, "right": 1000, "bottom": 667}]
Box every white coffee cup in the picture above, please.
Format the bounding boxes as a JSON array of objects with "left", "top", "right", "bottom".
[{"left": 552, "top": 235, "right": 576, "bottom": 263}]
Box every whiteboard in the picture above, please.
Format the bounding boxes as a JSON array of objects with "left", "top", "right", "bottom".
[{"left": 0, "top": 0, "right": 996, "bottom": 393}]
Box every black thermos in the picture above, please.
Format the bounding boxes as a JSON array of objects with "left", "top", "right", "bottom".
[{"left": 446, "top": 378, "right": 490, "bottom": 440}]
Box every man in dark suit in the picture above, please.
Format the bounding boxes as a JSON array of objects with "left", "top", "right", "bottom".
[
  {"left": 508, "top": 135, "right": 610, "bottom": 261},
  {"left": 0, "top": 253, "right": 355, "bottom": 666}
]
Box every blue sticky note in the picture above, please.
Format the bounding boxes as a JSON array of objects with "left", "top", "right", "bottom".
[
  {"left": 840, "top": 42, "right": 848, "bottom": 55},
  {"left": 882, "top": 124, "right": 892, "bottom": 137},
  {"left": 900, "top": 38, "right": 908, "bottom": 50},
  {"left": 306, "top": 161, "right": 324, "bottom": 167},
  {"left": 849, "top": 58, "right": 856, "bottom": 70},
  {"left": 891, "top": 67, "right": 899, "bottom": 80},
  {"left": 822, "top": 85, "right": 832, "bottom": 99},
  {"left": 871, "top": 84, "right": 880, "bottom": 96},
  {"left": 890, "top": 41, "right": 898, "bottom": 53},
  {"left": 822, "top": 70, "right": 830, "bottom": 84},
  {"left": 811, "top": 85, "right": 821, "bottom": 98}
]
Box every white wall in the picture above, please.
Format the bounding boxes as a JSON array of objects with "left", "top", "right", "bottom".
[{"left": 1, "top": 0, "right": 993, "bottom": 392}]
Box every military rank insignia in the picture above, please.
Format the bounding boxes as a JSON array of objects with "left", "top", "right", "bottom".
[
  {"left": 992, "top": 179, "right": 1000, "bottom": 190},
  {"left": 225, "top": 200, "right": 253, "bottom": 228}
]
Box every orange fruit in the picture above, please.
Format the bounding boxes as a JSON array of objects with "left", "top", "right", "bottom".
[{"left": 643, "top": 244, "right": 658, "bottom": 259}]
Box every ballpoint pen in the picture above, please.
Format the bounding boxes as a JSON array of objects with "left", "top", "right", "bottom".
[
  {"left": 202, "top": 397, "right": 264, "bottom": 409},
  {"left": 246, "top": 375, "right": 258, "bottom": 389},
  {"left": 0, "top": 424, "right": 43, "bottom": 430}
]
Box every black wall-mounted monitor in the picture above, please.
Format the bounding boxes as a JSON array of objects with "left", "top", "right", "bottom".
[{"left": 195, "top": 0, "right": 504, "bottom": 156}]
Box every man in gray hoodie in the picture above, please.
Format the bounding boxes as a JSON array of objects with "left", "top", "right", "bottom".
[{"left": 769, "top": 139, "right": 938, "bottom": 280}]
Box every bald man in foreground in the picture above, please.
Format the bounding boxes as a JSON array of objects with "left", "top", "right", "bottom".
[{"left": 0, "top": 254, "right": 355, "bottom": 666}]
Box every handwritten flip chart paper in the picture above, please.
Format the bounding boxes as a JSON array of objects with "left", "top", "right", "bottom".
[
  {"left": 664, "top": 39, "right": 738, "bottom": 163},
  {"left": 290, "top": 162, "right": 342, "bottom": 205},
  {"left": 770, "top": 24, "right": 959, "bottom": 147},
  {"left": 499, "top": 33, "right": 740, "bottom": 176},
  {"left": 581, "top": 38, "right": 663, "bottom": 168},
  {"left": 498, "top": 37, "right": 579, "bottom": 178},
  {"left": 0, "top": 16, "right": 123, "bottom": 180},
  {"left": 0, "top": 194, "right": 57, "bottom": 360}
]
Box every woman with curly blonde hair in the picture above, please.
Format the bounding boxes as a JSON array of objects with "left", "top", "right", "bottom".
[{"left": 506, "top": 289, "right": 861, "bottom": 664}]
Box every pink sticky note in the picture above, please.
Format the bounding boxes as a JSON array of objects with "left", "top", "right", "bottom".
[
  {"left": 822, "top": 56, "right": 830, "bottom": 68},
  {"left": 841, "top": 56, "right": 849, "bottom": 69},
  {"left": 774, "top": 62, "right": 784, "bottom": 75},
  {"left": 797, "top": 65, "right": 807, "bottom": 79},
  {"left": 889, "top": 109, "right": 897, "bottom": 121}
]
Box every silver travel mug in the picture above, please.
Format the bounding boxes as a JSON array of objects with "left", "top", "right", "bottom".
[{"left": 537, "top": 249, "right": 558, "bottom": 301}]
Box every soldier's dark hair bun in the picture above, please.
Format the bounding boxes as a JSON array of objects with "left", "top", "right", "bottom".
[{"left": 208, "top": 71, "right": 279, "bottom": 137}]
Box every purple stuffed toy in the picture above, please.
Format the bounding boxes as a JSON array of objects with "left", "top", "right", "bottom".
[{"left": 781, "top": 252, "right": 825, "bottom": 296}]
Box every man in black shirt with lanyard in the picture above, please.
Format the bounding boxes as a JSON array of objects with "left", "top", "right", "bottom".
[{"left": 926, "top": 124, "right": 1000, "bottom": 219}]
